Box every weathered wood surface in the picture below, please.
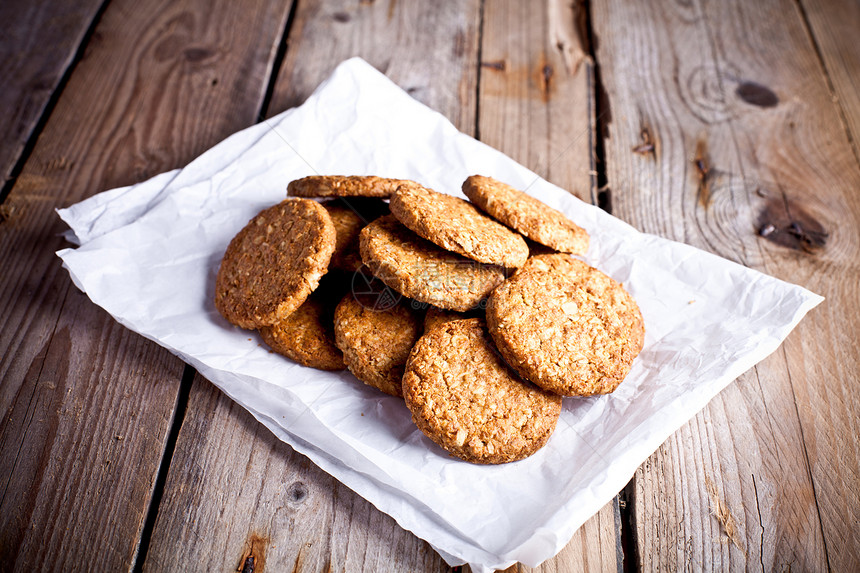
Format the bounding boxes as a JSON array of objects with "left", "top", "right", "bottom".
[
  {"left": 2, "top": 0, "right": 860, "bottom": 570},
  {"left": 799, "top": 0, "right": 860, "bottom": 166},
  {"left": 0, "top": 0, "right": 294, "bottom": 569},
  {"left": 269, "top": 0, "right": 481, "bottom": 133},
  {"left": 592, "top": 0, "right": 860, "bottom": 570},
  {"left": 0, "top": 0, "right": 104, "bottom": 194}
]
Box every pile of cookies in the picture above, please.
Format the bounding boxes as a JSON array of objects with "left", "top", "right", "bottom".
[{"left": 215, "top": 175, "right": 644, "bottom": 464}]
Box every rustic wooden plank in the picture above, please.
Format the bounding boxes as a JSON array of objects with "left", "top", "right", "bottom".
[
  {"left": 0, "top": 0, "right": 104, "bottom": 195},
  {"left": 799, "top": 0, "right": 860, "bottom": 165},
  {"left": 477, "top": 1, "right": 620, "bottom": 571},
  {"left": 144, "top": 375, "right": 452, "bottom": 572},
  {"left": 479, "top": 0, "right": 596, "bottom": 202},
  {"left": 592, "top": 0, "right": 860, "bottom": 570},
  {"left": 268, "top": 0, "right": 481, "bottom": 133},
  {"left": 0, "top": 0, "right": 295, "bottom": 569},
  {"left": 144, "top": 0, "right": 481, "bottom": 570}
]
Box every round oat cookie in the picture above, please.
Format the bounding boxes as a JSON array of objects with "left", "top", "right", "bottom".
[
  {"left": 359, "top": 215, "right": 506, "bottom": 312},
  {"left": 323, "top": 199, "right": 388, "bottom": 272},
  {"left": 334, "top": 290, "right": 423, "bottom": 397},
  {"left": 214, "top": 199, "right": 336, "bottom": 329},
  {"left": 259, "top": 291, "right": 345, "bottom": 371},
  {"left": 389, "top": 183, "right": 528, "bottom": 268},
  {"left": 402, "top": 318, "right": 561, "bottom": 464},
  {"left": 462, "top": 175, "right": 590, "bottom": 255},
  {"left": 423, "top": 306, "right": 467, "bottom": 332},
  {"left": 487, "top": 254, "right": 644, "bottom": 396},
  {"left": 423, "top": 306, "right": 483, "bottom": 333},
  {"left": 288, "top": 175, "right": 417, "bottom": 198}
]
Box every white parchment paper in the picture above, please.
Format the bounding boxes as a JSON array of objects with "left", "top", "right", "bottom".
[{"left": 56, "top": 58, "right": 822, "bottom": 572}]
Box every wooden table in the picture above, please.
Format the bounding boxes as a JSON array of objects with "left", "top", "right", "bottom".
[{"left": 1, "top": 0, "right": 858, "bottom": 570}]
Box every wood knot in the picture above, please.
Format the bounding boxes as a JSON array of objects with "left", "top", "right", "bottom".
[
  {"left": 632, "top": 128, "right": 656, "bottom": 156},
  {"left": 693, "top": 140, "right": 711, "bottom": 207},
  {"left": 539, "top": 64, "right": 554, "bottom": 101},
  {"left": 287, "top": 481, "right": 308, "bottom": 503},
  {"left": 756, "top": 197, "right": 828, "bottom": 252},
  {"left": 183, "top": 47, "right": 215, "bottom": 63},
  {"left": 481, "top": 60, "right": 506, "bottom": 72},
  {"left": 735, "top": 81, "right": 779, "bottom": 108}
]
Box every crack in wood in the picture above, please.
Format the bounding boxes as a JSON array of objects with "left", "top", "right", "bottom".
[
  {"left": 583, "top": 0, "right": 610, "bottom": 211},
  {"left": 256, "top": 0, "right": 299, "bottom": 121},
  {"left": 481, "top": 59, "right": 506, "bottom": 71},
  {"left": 618, "top": 478, "right": 639, "bottom": 572},
  {"left": 130, "top": 365, "right": 194, "bottom": 573},
  {"left": 0, "top": 0, "right": 111, "bottom": 207},
  {"left": 751, "top": 474, "right": 766, "bottom": 573},
  {"left": 704, "top": 474, "right": 746, "bottom": 558},
  {"left": 693, "top": 139, "right": 711, "bottom": 208},
  {"left": 548, "top": 0, "right": 587, "bottom": 74}
]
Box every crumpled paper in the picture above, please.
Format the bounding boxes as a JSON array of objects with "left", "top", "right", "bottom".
[{"left": 56, "top": 57, "right": 822, "bottom": 572}]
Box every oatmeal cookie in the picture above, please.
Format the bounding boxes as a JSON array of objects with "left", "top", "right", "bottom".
[
  {"left": 259, "top": 291, "right": 345, "bottom": 371},
  {"left": 402, "top": 318, "right": 561, "bottom": 464},
  {"left": 288, "top": 175, "right": 417, "bottom": 198},
  {"left": 334, "top": 290, "right": 423, "bottom": 397},
  {"left": 486, "top": 254, "right": 644, "bottom": 396},
  {"left": 390, "top": 183, "right": 528, "bottom": 268},
  {"left": 423, "top": 306, "right": 483, "bottom": 332},
  {"left": 215, "top": 199, "right": 335, "bottom": 329},
  {"left": 323, "top": 199, "right": 388, "bottom": 272},
  {"left": 359, "top": 215, "right": 506, "bottom": 312},
  {"left": 462, "top": 175, "right": 590, "bottom": 255}
]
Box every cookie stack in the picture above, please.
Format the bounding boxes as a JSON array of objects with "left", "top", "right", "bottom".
[{"left": 215, "top": 175, "right": 644, "bottom": 464}]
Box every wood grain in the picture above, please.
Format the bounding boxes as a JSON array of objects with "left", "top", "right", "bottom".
[
  {"left": 268, "top": 0, "right": 481, "bottom": 133},
  {"left": 0, "top": 0, "right": 104, "bottom": 193},
  {"left": 592, "top": 0, "right": 860, "bottom": 569},
  {"left": 479, "top": 0, "right": 596, "bottom": 202},
  {"left": 144, "top": 0, "right": 480, "bottom": 570},
  {"left": 477, "top": 1, "right": 620, "bottom": 571},
  {"left": 799, "top": 0, "right": 860, "bottom": 166},
  {"left": 144, "top": 376, "right": 452, "bottom": 572},
  {"left": 0, "top": 0, "right": 294, "bottom": 569}
]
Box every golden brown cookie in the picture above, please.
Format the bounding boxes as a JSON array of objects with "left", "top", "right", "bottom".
[
  {"left": 334, "top": 290, "right": 423, "bottom": 397},
  {"left": 423, "top": 307, "right": 467, "bottom": 332},
  {"left": 359, "top": 215, "right": 506, "bottom": 312},
  {"left": 462, "top": 175, "right": 590, "bottom": 255},
  {"left": 215, "top": 199, "right": 335, "bottom": 329},
  {"left": 402, "top": 318, "right": 562, "bottom": 464},
  {"left": 288, "top": 175, "right": 416, "bottom": 198},
  {"left": 259, "top": 291, "right": 345, "bottom": 371},
  {"left": 323, "top": 199, "right": 388, "bottom": 272},
  {"left": 487, "top": 254, "right": 644, "bottom": 396},
  {"left": 423, "top": 306, "right": 483, "bottom": 332},
  {"left": 389, "top": 183, "right": 528, "bottom": 268}
]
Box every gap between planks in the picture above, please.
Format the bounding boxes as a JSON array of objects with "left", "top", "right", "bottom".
[
  {"left": 131, "top": 365, "right": 195, "bottom": 573},
  {"left": 128, "top": 1, "right": 302, "bottom": 567},
  {"left": 791, "top": 0, "right": 860, "bottom": 170},
  {"left": 581, "top": 0, "right": 638, "bottom": 571},
  {"left": 0, "top": 0, "right": 112, "bottom": 207}
]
